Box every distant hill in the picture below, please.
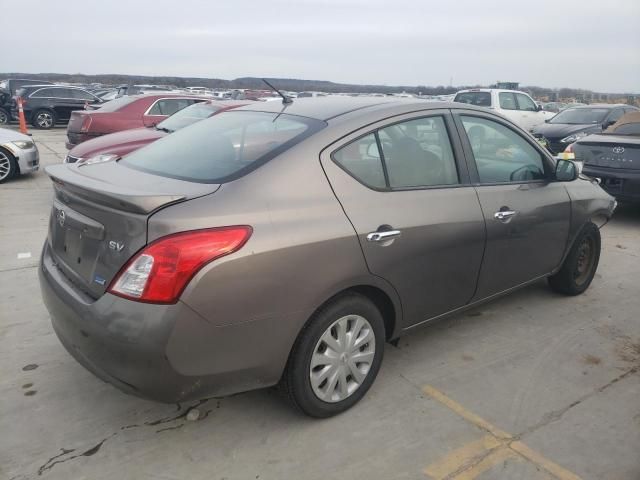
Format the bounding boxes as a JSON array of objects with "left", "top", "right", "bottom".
[{"left": 1, "top": 72, "right": 636, "bottom": 102}]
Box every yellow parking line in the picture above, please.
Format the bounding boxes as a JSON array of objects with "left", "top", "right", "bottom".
[
  {"left": 424, "top": 435, "right": 502, "bottom": 479},
  {"left": 422, "top": 385, "right": 512, "bottom": 440},
  {"left": 450, "top": 447, "right": 518, "bottom": 480},
  {"left": 510, "top": 441, "right": 582, "bottom": 480},
  {"left": 422, "top": 385, "right": 583, "bottom": 480}
]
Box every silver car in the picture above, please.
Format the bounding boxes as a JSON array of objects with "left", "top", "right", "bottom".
[
  {"left": 39, "top": 98, "right": 615, "bottom": 417},
  {"left": 0, "top": 127, "right": 40, "bottom": 183}
]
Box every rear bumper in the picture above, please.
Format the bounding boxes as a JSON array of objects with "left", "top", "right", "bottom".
[
  {"left": 582, "top": 165, "right": 640, "bottom": 202},
  {"left": 39, "top": 242, "right": 281, "bottom": 403},
  {"left": 66, "top": 131, "right": 102, "bottom": 149}
]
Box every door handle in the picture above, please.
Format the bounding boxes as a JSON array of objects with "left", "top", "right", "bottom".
[
  {"left": 366, "top": 230, "right": 401, "bottom": 242},
  {"left": 494, "top": 210, "right": 517, "bottom": 222}
]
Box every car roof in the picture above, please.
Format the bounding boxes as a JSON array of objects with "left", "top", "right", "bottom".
[
  {"left": 455, "top": 88, "right": 529, "bottom": 94},
  {"left": 235, "top": 96, "right": 425, "bottom": 121},
  {"left": 566, "top": 104, "right": 628, "bottom": 109},
  {"left": 235, "top": 96, "right": 492, "bottom": 122}
]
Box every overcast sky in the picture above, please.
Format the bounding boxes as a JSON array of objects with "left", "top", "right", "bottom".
[{"left": 4, "top": 0, "right": 639, "bottom": 93}]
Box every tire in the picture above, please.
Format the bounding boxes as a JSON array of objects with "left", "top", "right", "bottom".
[
  {"left": 281, "top": 293, "right": 385, "bottom": 418},
  {"left": 32, "top": 109, "right": 56, "bottom": 129},
  {"left": 0, "top": 108, "right": 9, "bottom": 125},
  {"left": 548, "top": 222, "right": 601, "bottom": 296},
  {"left": 0, "top": 148, "right": 18, "bottom": 183}
]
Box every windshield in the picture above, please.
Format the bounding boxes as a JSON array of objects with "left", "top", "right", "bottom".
[
  {"left": 156, "top": 102, "right": 219, "bottom": 132},
  {"left": 454, "top": 92, "right": 491, "bottom": 107},
  {"left": 95, "top": 96, "right": 138, "bottom": 112},
  {"left": 550, "top": 108, "right": 609, "bottom": 125},
  {"left": 121, "top": 111, "right": 325, "bottom": 183}
]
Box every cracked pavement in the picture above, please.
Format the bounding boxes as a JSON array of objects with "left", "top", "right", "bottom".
[{"left": 1, "top": 127, "right": 639, "bottom": 480}]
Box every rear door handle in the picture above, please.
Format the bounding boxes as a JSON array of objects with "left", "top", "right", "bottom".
[
  {"left": 494, "top": 210, "right": 517, "bottom": 222},
  {"left": 366, "top": 230, "right": 401, "bottom": 242}
]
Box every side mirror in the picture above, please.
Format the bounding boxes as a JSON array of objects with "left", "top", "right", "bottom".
[
  {"left": 536, "top": 104, "right": 543, "bottom": 112},
  {"left": 555, "top": 159, "right": 578, "bottom": 182},
  {"left": 602, "top": 120, "right": 615, "bottom": 130}
]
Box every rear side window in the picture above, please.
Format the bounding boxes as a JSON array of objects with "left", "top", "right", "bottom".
[
  {"left": 148, "top": 98, "right": 192, "bottom": 115},
  {"left": 70, "top": 89, "right": 96, "bottom": 101},
  {"left": 612, "top": 123, "right": 640, "bottom": 135},
  {"left": 30, "top": 88, "right": 57, "bottom": 98},
  {"left": 121, "top": 111, "right": 323, "bottom": 183},
  {"left": 454, "top": 92, "right": 491, "bottom": 107},
  {"left": 333, "top": 133, "right": 386, "bottom": 189},
  {"left": 333, "top": 116, "right": 459, "bottom": 189},
  {"left": 499, "top": 92, "right": 517, "bottom": 110}
]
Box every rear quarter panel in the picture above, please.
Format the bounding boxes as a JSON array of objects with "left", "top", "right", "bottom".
[{"left": 147, "top": 134, "right": 401, "bottom": 380}]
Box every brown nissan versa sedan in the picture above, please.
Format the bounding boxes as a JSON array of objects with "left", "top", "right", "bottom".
[{"left": 39, "top": 97, "right": 616, "bottom": 417}]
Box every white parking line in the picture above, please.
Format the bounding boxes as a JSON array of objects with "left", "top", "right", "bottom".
[{"left": 17, "top": 252, "right": 32, "bottom": 259}]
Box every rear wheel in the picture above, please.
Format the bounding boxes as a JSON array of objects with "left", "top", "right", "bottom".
[
  {"left": 281, "top": 293, "right": 385, "bottom": 417},
  {"left": 548, "top": 222, "right": 601, "bottom": 295},
  {"left": 0, "top": 108, "right": 9, "bottom": 125},
  {"left": 32, "top": 109, "right": 56, "bottom": 129},
  {"left": 0, "top": 148, "right": 18, "bottom": 183}
]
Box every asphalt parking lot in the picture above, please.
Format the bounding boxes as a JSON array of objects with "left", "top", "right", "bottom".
[{"left": 1, "top": 127, "right": 639, "bottom": 480}]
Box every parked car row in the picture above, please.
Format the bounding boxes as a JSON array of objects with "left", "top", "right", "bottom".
[{"left": 38, "top": 96, "right": 616, "bottom": 417}]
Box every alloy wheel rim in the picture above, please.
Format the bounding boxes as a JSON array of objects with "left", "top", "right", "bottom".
[
  {"left": 37, "top": 112, "right": 53, "bottom": 128},
  {"left": 574, "top": 237, "right": 595, "bottom": 286},
  {"left": 310, "top": 314, "right": 376, "bottom": 403},
  {"left": 0, "top": 152, "right": 11, "bottom": 180}
]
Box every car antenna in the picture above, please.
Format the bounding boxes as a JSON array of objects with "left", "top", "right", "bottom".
[{"left": 262, "top": 78, "right": 293, "bottom": 105}]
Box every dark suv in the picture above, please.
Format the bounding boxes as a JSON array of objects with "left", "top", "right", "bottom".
[
  {"left": 11, "top": 85, "right": 103, "bottom": 129},
  {"left": 0, "top": 78, "right": 53, "bottom": 125}
]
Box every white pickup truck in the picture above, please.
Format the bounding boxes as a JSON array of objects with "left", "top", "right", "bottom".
[{"left": 453, "top": 88, "right": 552, "bottom": 131}]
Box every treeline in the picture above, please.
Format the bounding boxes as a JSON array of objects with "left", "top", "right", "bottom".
[{"left": 0, "top": 72, "right": 628, "bottom": 97}]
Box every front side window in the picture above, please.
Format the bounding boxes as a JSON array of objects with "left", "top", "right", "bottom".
[
  {"left": 515, "top": 93, "right": 537, "bottom": 112},
  {"left": 611, "top": 122, "right": 640, "bottom": 135},
  {"left": 499, "top": 92, "right": 517, "bottom": 110},
  {"left": 461, "top": 116, "right": 546, "bottom": 183},
  {"left": 121, "top": 111, "right": 322, "bottom": 183},
  {"left": 606, "top": 109, "right": 625, "bottom": 124}
]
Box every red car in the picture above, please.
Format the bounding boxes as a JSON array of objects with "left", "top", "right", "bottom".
[
  {"left": 65, "top": 94, "right": 212, "bottom": 149},
  {"left": 64, "top": 100, "right": 250, "bottom": 163}
]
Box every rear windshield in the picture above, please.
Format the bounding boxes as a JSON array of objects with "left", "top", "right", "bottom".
[
  {"left": 156, "top": 102, "right": 219, "bottom": 132},
  {"left": 550, "top": 108, "right": 608, "bottom": 125},
  {"left": 96, "top": 96, "right": 138, "bottom": 112},
  {"left": 121, "top": 111, "right": 325, "bottom": 183},
  {"left": 454, "top": 92, "right": 491, "bottom": 107}
]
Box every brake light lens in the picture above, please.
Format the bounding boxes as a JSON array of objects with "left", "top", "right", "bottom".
[
  {"left": 80, "top": 115, "right": 92, "bottom": 133},
  {"left": 108, "top": 226, "right": 252, "bottom": 304}
]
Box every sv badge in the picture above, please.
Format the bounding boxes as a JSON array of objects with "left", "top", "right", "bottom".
[{"left": 109, "top": 240, "right": 125, "bottom": 252}]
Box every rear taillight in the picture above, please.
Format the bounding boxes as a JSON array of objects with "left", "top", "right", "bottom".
[
  {"left": 80, "top": 116, "right": 92, "bottom": 133},
  {"left": 564, "top": 143, "right": 574, "bottom": 153},
  {"left": 108, "top": 226, "right": 252, "bottom": 304}
]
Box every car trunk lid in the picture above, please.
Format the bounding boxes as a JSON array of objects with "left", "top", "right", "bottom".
[
  {"left": 67, "top": 110, "right": 91, "bottom": 134},
  {"left": 574, "top": 134, "right": 640, "bottom": 170},
  {"left": 45, "top": 161, "right": 219, "bottom": 299}
]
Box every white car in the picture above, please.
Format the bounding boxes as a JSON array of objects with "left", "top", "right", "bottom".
[
  {"left": 0, "top": 128, "right": 39, "bottom": 183},
  {"left": 453, "top": 88, "right": 547, "bottom": 131}
]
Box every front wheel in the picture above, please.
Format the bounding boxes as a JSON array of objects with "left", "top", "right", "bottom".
[
  {"left": 0, "top": 108, "right": 9, "bottom": 125},
  {"left": 32, "top": 109, "right": 56, "bottom": 129},
  {"left": 281, "top": 293, "right": 385, "bottom": 418},
  {"left": 548, "top": 222, "right": 601, "bottom": 295},
  {"left": 0, "top": 148, "right": 18, "bottom": 183}
]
